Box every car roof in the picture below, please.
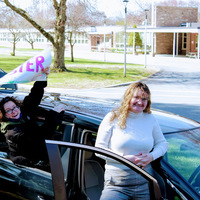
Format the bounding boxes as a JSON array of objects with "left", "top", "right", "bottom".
[
  {"left": 43, "top": 94, "right": 200, "bottom": 134},
  {"left": 152, "top": 109, "right": 200, "bottom": 133},
  {"left": 1, "top": 90, "right": 199, "bottom": 134}
]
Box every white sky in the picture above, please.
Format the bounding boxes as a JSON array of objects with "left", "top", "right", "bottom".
[
  {"left": 9, "top": 0, "right": 195, "bottom": 18},
  {"left": 96, "top": 0, "right": 195, "bottom": 17}
]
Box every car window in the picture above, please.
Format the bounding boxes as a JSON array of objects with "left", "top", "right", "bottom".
[
  {"left": 0, "top": 68, "right": 17, "bottom": 93},
  {"left": 0, "top": 107, "right": 75, "bottom": 172},
  {"left": 164, "top": 128, "right": 200, "bottom": 196}
]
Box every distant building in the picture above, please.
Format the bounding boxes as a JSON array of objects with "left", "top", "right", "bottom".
[
  {"left": 128, "top": 6, "right": 200, "bottom": 58},
  {"left": 0, "top": 6, "right": 199, "bottom": 58},
  {"left": 155, "top": 6, "right": 198, "bottom": 55},
  {"left": 0, "top": 26, "right": 124, "bottom": 53}
]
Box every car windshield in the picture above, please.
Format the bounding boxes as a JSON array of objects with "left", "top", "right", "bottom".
[{"left": 164, "top": 128, "right": 200, "bottom": 194}]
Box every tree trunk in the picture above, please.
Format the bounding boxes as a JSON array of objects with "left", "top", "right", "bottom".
[
  {"left": 53, "top": 42, "right": 67, "bottom": 71},
  {"left": 70, "top": 44, "right": 74, "bottom": 62},
  {"left": 3, "top": 0, "right": 67, "bottom": 72},
  {"left": 13, "top": 42, "right": 15, "bottom": 56}
]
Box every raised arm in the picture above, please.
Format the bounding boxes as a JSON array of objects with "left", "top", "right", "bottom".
[{"left": 22, "top": 67, "right": 50, "bottom": 117}]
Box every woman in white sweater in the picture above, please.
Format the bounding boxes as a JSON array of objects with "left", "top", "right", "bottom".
[{"left": 95, "top": 82, "right": 168, "bottom": 200}]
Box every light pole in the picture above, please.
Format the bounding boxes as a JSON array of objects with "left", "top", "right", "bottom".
[
  {"left": 104, "top": 17, "right": 106, "bottom": 62},
  {"left": 144, "top": 9, "right": 149, "bottom": 68},
  {"left": 123, "top": 0, "right": 128, "bottom": 77}
]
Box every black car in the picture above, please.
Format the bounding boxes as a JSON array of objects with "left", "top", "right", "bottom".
[
  {"left": 0, "top": 93, "right": 199, "bottom": 200},
  {"left": 0, "top": 69, "right": 17, "bottom": 93}
]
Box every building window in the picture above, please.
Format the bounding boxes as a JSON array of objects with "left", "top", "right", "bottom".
[
  {"left": 182, "top": 33, "right": 187, "bottom": 50},
  {"left": 91, "top": 26, "right": 96, "bottom": 32}
]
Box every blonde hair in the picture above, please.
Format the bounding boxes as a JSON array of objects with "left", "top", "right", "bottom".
[{"left": 110, "top": 82, "right": 151, "bottom": 129}]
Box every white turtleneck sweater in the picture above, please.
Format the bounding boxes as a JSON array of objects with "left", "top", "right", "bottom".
[{"left": 95, "top": 111, "right": 168, "bottom": 170}]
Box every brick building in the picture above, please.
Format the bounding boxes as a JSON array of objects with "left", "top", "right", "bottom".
[
  {"left": 0, "top": 6, "right": 199, "bottom": 57},
  {"left": 128, "top": 6, "right": 200, "bottom": 58},
  {"left": 155, "top": 6, "right": 198, "bottom": 55}
]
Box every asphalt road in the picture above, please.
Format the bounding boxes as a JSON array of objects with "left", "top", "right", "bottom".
[
  {"left": 41, "top": 61, "right": 200, "bottom": 122},
  {"left": 143, "top": 70, "right": 200, "bottom": 122},
  {"left": 59, "top": 51, "right": 200, "bottom": 122},
  {"left": 55, "top": 71, "right": 200, "bottom": 122}
]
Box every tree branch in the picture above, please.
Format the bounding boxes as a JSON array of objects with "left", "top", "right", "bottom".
[{"left": 3, "top": 0, "right": 55, "bottom": 45}]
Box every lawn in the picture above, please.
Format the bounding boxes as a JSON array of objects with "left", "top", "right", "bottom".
[{"left": 0, "top": 55, "right": 155, "bottom": 89}]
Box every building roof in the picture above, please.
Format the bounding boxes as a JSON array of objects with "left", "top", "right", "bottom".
[
  {"left": 87, "top": 25, "right": 124, "bottom": 35},
  {"left": 127, "top": 26, "right": 200, "bottom": 33}
]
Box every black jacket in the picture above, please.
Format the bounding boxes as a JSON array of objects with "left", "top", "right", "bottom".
[{"left": 1, "top": 81, "right": 63, "bottom": 166}]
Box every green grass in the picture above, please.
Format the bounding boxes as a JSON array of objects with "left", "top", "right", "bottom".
[
  {"left": 0, "top": 46, "right": 43, "bottom": 51},
  {"left": 0, "top": 55, "right": 155, "bottom": 89}
]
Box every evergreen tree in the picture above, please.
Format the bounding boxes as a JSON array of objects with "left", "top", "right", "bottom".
[{"left": 128, "top": 25, "right": 142, "bottom": 52}]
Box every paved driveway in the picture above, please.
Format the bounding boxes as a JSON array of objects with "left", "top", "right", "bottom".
[
  {"left": 59, "top": 52, "right": 200, "bottom": 122},
  {"left": 41, "top": 60, "right": 200, "bottom": 122},
  {"left": 143, "top": 70, "right": 200, "bottom": 122}
]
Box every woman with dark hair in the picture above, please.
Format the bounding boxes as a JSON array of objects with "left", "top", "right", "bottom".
[
  {"left": 0, "top": 68, "right": 65, "bottom": 167},
  {"left": 95, "top": 82, "right": 168, "bottom": 200}
]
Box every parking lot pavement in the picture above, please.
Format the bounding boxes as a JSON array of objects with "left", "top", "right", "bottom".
[
  {"left": 142, "top": 70, "right": 200, "bottom": 122},
  {"left": 48, "top": 54, "right": 200, "bottom": 122}
]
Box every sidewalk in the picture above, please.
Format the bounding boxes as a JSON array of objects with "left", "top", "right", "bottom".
[
  {"left": 1, "top": 47, "right": 200, "bottom": 73},
  {"left": 71, "top": 51, "right": 200, "bottom": 72}
]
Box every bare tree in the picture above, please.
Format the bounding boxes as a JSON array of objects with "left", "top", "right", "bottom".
[
  {"left": 2, "top": 11, "right": 23, "bottom": 56},
  {"left": 66, "top": 1, "right": 105, "bottom": 62},
  {"left": 133, "top": 0, "right": 151, "bottom": 11},
  {"left": 8, "top": 27, "right": 21, "bottom": 56},
  {"left": 1, "top": 0, "right": 67, "bottom": 72},
  {"left": 127, "top": 11, "right": 146, "bottom": 26},
  {"left": 22, "top": 30, "right": 40, "bottom": 49},
  {"left": 28, "top": 1, "right": 55, "bottom": 29},
  {"left": 157, "top": 0, "right": 200, "bottom": 7}
]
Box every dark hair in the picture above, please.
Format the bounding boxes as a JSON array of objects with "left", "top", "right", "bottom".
[{"left": 0, "top": 96, "right": 22, "bottom": 120}]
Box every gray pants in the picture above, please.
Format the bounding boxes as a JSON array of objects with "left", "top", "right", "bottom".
[{"left": 100, "top": 165, "right": 153, "bottom": 200}]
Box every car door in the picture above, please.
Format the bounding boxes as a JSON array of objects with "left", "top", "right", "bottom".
[
  {"left": 0, "top": 106, "right": 71, "bottom": 200},
  {"left": 46, "top": 140, "right": 162, "bottom": 200},
  {"left": 161, "top": 129, "right": 200, "bottom": 200},
  {"left": 0, "top": 153, "right": 54, "bottom": 200}
]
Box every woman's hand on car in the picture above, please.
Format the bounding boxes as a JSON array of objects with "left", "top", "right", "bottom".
[
  {"left": 124, "top": 153, "right": 153, "bottom": 168},
  {"left": 53, "top": 104, "right": 66, "bottom": 113}
]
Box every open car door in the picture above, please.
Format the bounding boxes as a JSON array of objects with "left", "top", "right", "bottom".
[{"left": 46, "top": 140, "right": 162, "bottom": 200}]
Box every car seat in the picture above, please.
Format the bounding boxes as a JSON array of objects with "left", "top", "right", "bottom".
[{"left": 84, "top": 142, "right": 104, "bottom": 200}]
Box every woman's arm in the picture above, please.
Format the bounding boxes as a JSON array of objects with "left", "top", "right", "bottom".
[
  {"left": 95, "top": 112, "right": 122, "bottom": 163},
  {"left": 41, "top": 104, "right": 66, "bottom": 139},
  {"left": 22, "top": 68, "right": 50, "bottom": 117},
  {"left": 150, "top": 117, "right": 169, "bottom": 161},
  {"left": 22, "top": 81, "right": 47, "bottom": 116},
  {"left": 95, "top": 112, "right": 113, "bottom": 150}
]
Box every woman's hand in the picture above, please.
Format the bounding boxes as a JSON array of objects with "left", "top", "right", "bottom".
[
  {"left": 124, "top": 153, "right": 153, "bottom": 168},
  {"left": 124, "top": 154, "right": 141, "bottom": 165},
  {"left": 53, "top": 104, "right": 66, "bottom": 113},
  {"left": 42, "top": 67, "right": 50, "bottom": 76}
]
